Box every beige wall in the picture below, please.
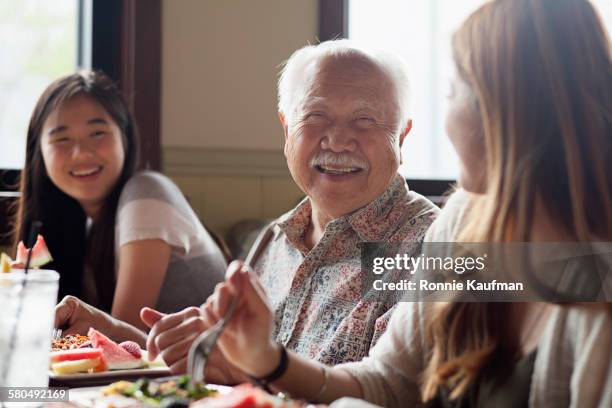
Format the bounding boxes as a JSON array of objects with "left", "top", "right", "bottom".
[
  {"left": 163, "top": 146, "right": 305, "bottom": 238},
  {"left": 161, "top": 0, "right": 317, "bottom": 237},
  {"left": 161, "top": 0, "right": 318, "bottom": 149}
]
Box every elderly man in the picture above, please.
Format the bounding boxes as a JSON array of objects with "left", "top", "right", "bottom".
[
  {"left": 55, "top": 40, "right": 438, "bottom": 375},
  {"left": 252, "top": 41, "right": 438, "bottom": 362}
]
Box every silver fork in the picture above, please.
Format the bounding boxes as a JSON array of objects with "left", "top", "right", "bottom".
[
  {"left": 187, "top": 224, "right": 275, "bottom": 385},
  {"left": 52, "top": 328, "right": 62, "bottom": 341}
]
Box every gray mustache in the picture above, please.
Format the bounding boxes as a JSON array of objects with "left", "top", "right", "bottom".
[{"left": 309, "top": 152, "right": 369, "bottom": 170}]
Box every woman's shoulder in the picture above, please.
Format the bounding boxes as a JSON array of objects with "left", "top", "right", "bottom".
[
  {"left": 115, "top": 171, "right": 207, "bottom": 250},
  {"left": 424, "top": 188, "right": 473, "bottom": 242},
  {"left": 119, "top": 171, "right": 189, "bottom": 209},
  {"left": 122, "top": 171, "right": 176, "bottom": 194}
]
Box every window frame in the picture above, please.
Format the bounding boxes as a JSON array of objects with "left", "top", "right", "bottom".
[
  {"left": 0, "top": 0, "right": 162, "bottom": 175},
  {"left": 0, "top": 0, "right": 162, "bottom": 245},
  {"left": 91, "top": 0, "right": 162, "bottom": 170},
  {"left": 319, "top": 0, "right": 349, "bottom": 40}
]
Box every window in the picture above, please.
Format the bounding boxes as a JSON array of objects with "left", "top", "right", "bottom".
[
  {"left": 0, "top": 0, "right": 85, "bottom": 169},
  {"left": 0, "top": 0, "right": 161, "bottom": 173},
  {"left": 349, "top": 0, "right": 611, "bottom": 180}
]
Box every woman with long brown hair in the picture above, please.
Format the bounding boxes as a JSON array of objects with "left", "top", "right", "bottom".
[
  {"left": 184, "top": 0, "right": 611, "bottom": 406},
  {"left": 420, "top": 0, "right": 611, "bottom": 403},
  {"left": 14, "top": 70, "right": 226, "bottom": 332}
]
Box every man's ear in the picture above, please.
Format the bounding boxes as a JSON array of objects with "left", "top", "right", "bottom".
[
  {"left": 398, "top": 119, "right": 412, "bottom": 164},
  {"left": 399, "top": 119, "right": 412, "bottom": 147},
  {"left": 279, "top": 112, "right": 289, "bottom": 141},
  {"left": 279, "top": 112, "right": 289, "bottom": 157}
]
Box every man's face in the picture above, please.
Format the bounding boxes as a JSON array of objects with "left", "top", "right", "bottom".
[{"left": 281, "top": 55, "right": 409, "bottom": 218}]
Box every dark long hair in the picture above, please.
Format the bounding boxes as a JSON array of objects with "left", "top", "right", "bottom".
[{"left": 12, "top": 70, "right": 139, "bottom": 312}]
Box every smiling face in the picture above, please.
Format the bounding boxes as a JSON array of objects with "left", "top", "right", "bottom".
[
  {"left": 281, "top": 54, "right": 409, "bottom": 219},
  {"left": 40, "top": 94, "right": 126, "bottom": 218}
]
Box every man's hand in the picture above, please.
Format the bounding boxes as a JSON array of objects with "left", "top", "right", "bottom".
[
  {"left": 55, "top": 295, "right": 113, "bottom": 336},
  {"left": 141, "top": 305, "right": 247, "bottom": 384},
  {"left": 142, "top": 306, "right": 202, "bottom": 372},
  {"left": 202, "top": 261, "right": 278, "bottom": 378}
]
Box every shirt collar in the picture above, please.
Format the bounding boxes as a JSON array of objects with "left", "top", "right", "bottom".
[
  {"left": 277, "top": 174, "right": 409, "bottom": 249},
  {"left": 277, "top": 197, "right": 312, "bottom": 253},
  {"left": 347, "top": 174, "right": 409, "bottom": 242}
]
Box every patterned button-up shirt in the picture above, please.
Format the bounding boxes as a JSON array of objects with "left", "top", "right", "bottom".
[{"left": 254, "top": 175, "right": 439, "bottom": 365}]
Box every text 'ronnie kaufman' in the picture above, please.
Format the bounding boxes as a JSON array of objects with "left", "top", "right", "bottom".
[{"left": 373, "top": 279, "right": 524, "bottom": 292}]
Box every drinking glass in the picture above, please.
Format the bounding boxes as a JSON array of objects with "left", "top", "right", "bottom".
[{"left": 0, "top": 270, "right": 59, "bottom": 392}]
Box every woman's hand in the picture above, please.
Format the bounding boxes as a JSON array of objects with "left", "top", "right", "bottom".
[
  {"left": 202, "top": 261, "right": 279, "bottom": 378},
  {"left": 55, "top": 295, "right": 113, "bottom": 337},
  {"left": 55, "top": 295, "right": 147, "bottom": 346},
  {"left": 203, "top": 264, "right": 363, "bottom": 403}
]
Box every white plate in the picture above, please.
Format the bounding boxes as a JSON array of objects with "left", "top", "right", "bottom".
[
  {"left": 49, "top": 350, "right": 171, "bottom": 387},
  {"left": 68, "top": 384, "right": 232, "bottom": 407}
]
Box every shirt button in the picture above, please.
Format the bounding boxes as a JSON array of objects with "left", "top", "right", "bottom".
[{"left": 280, "top": 333, "right": 289, "bottom": 343}]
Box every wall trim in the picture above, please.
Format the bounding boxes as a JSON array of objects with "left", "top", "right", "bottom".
[{"left": 162, "top": 146, "right": 291, "bottom": 177}]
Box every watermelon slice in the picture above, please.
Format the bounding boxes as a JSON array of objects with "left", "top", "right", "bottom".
[
  {"left": 50, "top": 348, "right": 107, "bottom": 374},
  {"left": 88, "top": 328, "right": 144, "bottom": 370},
  {"left": 50, "top": 348, "right": 103, "bottom": 363},
  {"left": 51, "top": 348, "right": 108, "bottom": 374},
  {"left": 15, "top": 235, "right": 53, "bottom": 268}
]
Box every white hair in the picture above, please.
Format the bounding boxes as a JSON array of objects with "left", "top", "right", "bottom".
[{"left": 277, "top": 39, "right": 412, "bottom": 132}]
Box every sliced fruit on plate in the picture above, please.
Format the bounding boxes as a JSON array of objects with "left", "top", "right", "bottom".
[
  {"left": 191, "top": 383, "right": 303, "bottom": 408},
  {"left": 50, "top": 347, "right": 104, "bottom": 363},
  {"left": 51, "top": 333, "right": 91, "bottom": 351},
  {"left": 88, "top": 328, "right": 145, "bottom": 370},
  {"left": 119, "top": 341, "right": 142, "bottom": 359},
  {"left": 51, "top": 357, "right": 105, "bottom": 375},
  {"left": 15, "top": 235, "right": 53, "bottom": 268},
  {"left": 15, "top": 242, "right": 26, "bottom": 266},
  {"left": 0, "top": 253, "right": 11, "bottom": 273}
]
